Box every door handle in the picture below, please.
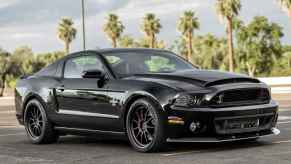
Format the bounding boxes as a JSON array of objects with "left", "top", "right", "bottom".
[{"left": 56, "top": 86, "right": 65, "bottom": 92}]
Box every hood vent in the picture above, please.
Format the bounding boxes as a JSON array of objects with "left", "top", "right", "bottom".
[{"left": 204, "top": 78, "right": 260, "bottom": 87}]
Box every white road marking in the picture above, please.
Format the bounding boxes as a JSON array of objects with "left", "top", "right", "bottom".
[
  {"left": 271, "top": 87, "right": 291, "bottom": 94},
  {"left": 278, "top": 116, "right": 291, "bottom": 121},
  {"left": 278, "top": 121, "right": 291, "bottom": 124},
  {"left": 0, "top": 132, "right": 26, "bottom": 137},
  {"left": 0, "top": 110, "right": 15, "bottom": 114},
  {"left": 272, "top": 140, "right": 291, "bottom": 144},
  {"left": 0, "top": 125, "right": 23, "bottom": 128},
  {"left": 279, "top": 107, "right": 291, "bottom": 112},
  {"left": 0, "top": 97, "right": 14, "bottom": 100}
]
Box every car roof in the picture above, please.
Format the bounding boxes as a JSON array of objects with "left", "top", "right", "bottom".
[
  {"left": 65, "top": 48, "right": 172, "bottom": 59},
  {"left": 97, "top": 48, "right": 171, "bottom": 54}
]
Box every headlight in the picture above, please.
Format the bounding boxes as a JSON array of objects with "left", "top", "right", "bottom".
[{"left": 173, "top": 94, "right": 204, "bottom": 107}]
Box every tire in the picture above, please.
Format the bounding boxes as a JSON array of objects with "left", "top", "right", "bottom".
[
  {"left": 126, "top": 98, "right": 167, "bottom": 152},
  {"left": 24, "top": 99, "right": 59, "bottom": 144}
]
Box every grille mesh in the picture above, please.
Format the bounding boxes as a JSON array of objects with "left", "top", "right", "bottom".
[{"left": 209, "top": 88, "right": 270, "bottom": 107}]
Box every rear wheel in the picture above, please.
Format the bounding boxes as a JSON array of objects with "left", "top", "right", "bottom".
[
  {"left": 24, "top": 99, "right": 59, "bottom": 144},
  {"left": 126, "top": 98, "right": 167, "bottom": 152}
]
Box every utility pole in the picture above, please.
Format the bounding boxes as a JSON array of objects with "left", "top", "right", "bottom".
[{"left": 81, "top": 0, "right": 86, "bottom": 51}]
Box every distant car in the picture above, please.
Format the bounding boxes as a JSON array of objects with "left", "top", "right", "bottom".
[{"left": 15, "top": 48, "right": 279, "bottom": 152}]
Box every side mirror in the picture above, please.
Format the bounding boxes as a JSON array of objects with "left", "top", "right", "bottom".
[{"left": 82, "top": 69, "right": 105, "bottom": 79}]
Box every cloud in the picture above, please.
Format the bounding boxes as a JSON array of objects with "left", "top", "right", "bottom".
[
  {"left": 0, "top": 0, "right": 290, "bottom": 53},
  {"left": 11, "top": 33, "right": 44, "bottom": 39},
  {"left": 0, "top": 0, "right": 129, "bottom": 26},
  {"left": 115, "top": 0, "right": 202, "bottom": 20},
  {"left": 0, "top": 0, "right": 20, "bottom": 9}
]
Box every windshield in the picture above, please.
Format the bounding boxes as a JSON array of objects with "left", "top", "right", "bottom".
[{"left": 103, "top": 51, "right": 196, "bottom": 77}]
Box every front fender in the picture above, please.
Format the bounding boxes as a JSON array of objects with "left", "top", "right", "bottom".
[{"left": 119, "top": 85, "right": 177, "bottom": 129}]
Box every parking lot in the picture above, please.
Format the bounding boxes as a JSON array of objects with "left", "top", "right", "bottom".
[{"left": 0, "top": 94, "right": 291, "bottom": 164}]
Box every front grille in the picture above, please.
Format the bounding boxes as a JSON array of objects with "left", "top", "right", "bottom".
[
  {"left": 208, "top": 88, "right": 270, "bottom": 107},
  {"left": 214, "top": 113, "right": 275, "bottom": 135}
]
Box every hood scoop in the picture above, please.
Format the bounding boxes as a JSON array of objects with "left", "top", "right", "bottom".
[{"left": 204, "top": 78, "right": 260, "bottom": 87}]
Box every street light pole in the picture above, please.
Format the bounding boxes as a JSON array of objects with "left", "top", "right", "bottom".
[{"left": 81, "top": 0, "right": 86, "bottom": 51}]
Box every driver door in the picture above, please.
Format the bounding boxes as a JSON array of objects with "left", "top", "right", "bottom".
[{"left": 54, "top": 53, "right": 118, "bottom": 131}]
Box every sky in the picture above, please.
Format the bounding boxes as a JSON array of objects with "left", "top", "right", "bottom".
[{"left": 0, "top": 0, "right": 290, "bottom": 53}]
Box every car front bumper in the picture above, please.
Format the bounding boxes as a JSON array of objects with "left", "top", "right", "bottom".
[
  {"left": 166, "top": 100, "right": 279, "bottom": 142},
  {"left": 167, "top": 128, "right": 280, "bottom": 143}
]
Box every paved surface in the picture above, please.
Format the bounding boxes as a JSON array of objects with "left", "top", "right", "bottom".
[{"left": 0, "top": 95, "right": 291, "bottom": 164}]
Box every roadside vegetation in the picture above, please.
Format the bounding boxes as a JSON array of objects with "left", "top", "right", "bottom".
[{"left": 1, "top": 0, "right": 291, "bottom": 96}]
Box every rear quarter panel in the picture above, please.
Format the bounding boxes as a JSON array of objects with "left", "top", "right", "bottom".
[{"left": 15, "top": 76, "right": 61, "bottom": 124}]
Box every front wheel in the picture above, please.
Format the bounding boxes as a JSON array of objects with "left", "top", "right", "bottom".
[
  {"left": 24, "top": 99, "right": 59, "bottom": 144},
  {"left": 126, "top": 98, "right": 167, "bottom": 152}
]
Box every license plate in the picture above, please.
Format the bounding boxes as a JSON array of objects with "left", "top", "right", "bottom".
[{"left": 227, "top": 119, "right": 260, "bottom": 129}]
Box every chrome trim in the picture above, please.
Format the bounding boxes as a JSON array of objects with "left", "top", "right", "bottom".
[
  {"left": 55, "top": 127, "right": 125, "bottom": 135},
  {"left": 58, "top": 109, "right": 119, "bottom": 119},
  {"left": 166, "top": 128, "right": 280, "bottom": 143}
]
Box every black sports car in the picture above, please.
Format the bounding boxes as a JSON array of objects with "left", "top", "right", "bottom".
[{"left": 15, "top": 48, "right": 280, "bottom": 152}]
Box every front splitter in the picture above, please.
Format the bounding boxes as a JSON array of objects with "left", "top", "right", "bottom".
[{"left": 167, "top": 128, "right": 280, "bottom": 143}]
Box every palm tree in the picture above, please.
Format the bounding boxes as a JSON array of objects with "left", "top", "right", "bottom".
[
  {"left": 141, "top": 13, "right": 162, "bottom": 48},
  {"left": 277, "top": 0, "right": 291, "bottom": 28},
  {"left": 215, "top": 0, "right": 241, "bottom": 72},
  {"left": 57, "top": 17, "right": 77, "bottom": 54},
  {"left": 103, "top": 14, "right": 125, "bottom": 48},
  {"left": 178, "top": 11, "right": 200, "bottom": 62},
  {"left": 118, "top": 35, "right": 135, "bottom": 48}
]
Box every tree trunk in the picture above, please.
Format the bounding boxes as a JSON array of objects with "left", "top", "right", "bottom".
[
  {"left": 0, "top": 87, "right": 4, "bottom": 97},
  {"left": 150, "top": 34, "right": 155, "bottom": 48},
  {"left": 247, "top": 62, "right": 256, "bottom": 77},
  {"left": 65, "top": 41, "right": 70, "bottom": 55},
  {"left": 187, "top": 32, "right": 193, "bottom": 63},
  {"left": 112, "top": 38, "right": 117, "bottom": 48},
  {"left": 288, "top": 10, "right": 291, "bottom": 29},
  {"left": 0, "top": 74, "right": 6, "bottom": 97},
  {"left": 227, "top": 17, "right": 235, "bottom": 72}
]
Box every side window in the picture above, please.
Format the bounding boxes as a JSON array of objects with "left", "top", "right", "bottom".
[
  {"left": 64, "top": 55, "right": 104, "bottom": 78},
  {"left": 35, "top": 62, "right": 58, "bottom": 77}
]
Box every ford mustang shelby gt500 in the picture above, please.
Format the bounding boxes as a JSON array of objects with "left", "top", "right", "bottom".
[{"left": 15, "top": 48, "right": 279, "bottom": 152}]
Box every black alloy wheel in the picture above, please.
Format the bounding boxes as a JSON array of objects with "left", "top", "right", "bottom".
[
  {"left": 24, "top": 99, "right": 58, "bottom": 144},
  {"left": 126, "top": 98, "right": 167, "bottom": 152},
  {"left": 26, "top": 104, "right": 43, "bottom": 138}
]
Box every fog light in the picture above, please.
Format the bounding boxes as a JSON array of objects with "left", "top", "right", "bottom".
[{"left": 189, "top": 121, "right": 201, "bottom": 132}]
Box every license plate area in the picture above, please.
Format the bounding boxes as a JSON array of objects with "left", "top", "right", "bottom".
[
  {"left": 214, "top": 113, "right": 274, "bottom": 135},
  {"left": 227, "top": 118, "right": 259, "bottom": 130}
]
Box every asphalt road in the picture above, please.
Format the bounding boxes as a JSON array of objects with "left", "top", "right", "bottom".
[{"left": 0, "top": 96, "right": 291, "bottom": 164}]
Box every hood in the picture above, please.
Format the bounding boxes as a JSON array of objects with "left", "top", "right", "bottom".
[{"left": 125, "top": 70, "right": 260, "bottom": 90}]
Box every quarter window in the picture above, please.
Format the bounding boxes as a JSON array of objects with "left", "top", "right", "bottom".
[{"left": 64, "top": 55, "right": 104, "bottom": 78}]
